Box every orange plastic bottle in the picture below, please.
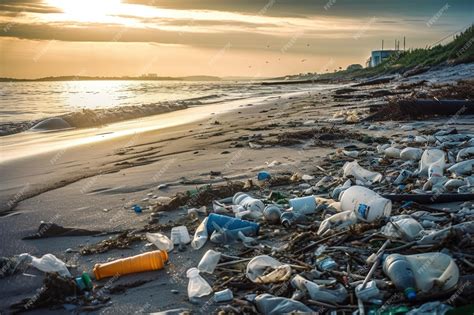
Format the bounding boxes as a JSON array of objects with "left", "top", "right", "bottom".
[{"left": 93, "top": 250, "right": 168, "bottom": 280}]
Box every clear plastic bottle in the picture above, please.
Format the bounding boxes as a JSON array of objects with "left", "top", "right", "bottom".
[
  {"left": 186, "top": 267, "right": 213, "bottom": 299},
  {"left": 197, "top": 250, "right": 221, "bottom": 274}
]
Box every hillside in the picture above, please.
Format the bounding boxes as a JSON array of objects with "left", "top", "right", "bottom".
[{"left": 321, "top": 24, "right": 474, "bottom": 81}]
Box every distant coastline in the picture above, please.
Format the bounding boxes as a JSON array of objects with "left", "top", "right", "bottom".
[{"left": 0, "top": 75, "right": 223, "bottom": 82}]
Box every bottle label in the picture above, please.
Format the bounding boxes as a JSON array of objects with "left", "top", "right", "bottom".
[{"left": 357, "top": 204, "right": 369, "bottom": 219}]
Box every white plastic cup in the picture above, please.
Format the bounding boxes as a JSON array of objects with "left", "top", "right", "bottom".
[
  {"left": 340, "top": 186, "right": 391, "bottom": 222},
  {"left": 171, "top": 226, "right": 191, "bottom": 245},
  {"left": 288, "top": 196, "right": 317, "bottom": 214},
  {"left": 214, "top": 288, "right": 234, "bottom": 302}
]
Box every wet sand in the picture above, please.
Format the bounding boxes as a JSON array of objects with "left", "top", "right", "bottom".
[{"left": 1, "top": 65, "right": 473, "bottom": 313}]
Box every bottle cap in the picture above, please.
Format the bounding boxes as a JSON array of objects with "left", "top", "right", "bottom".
[{"left": 405, "top": 287, "right": 416, "bottom": 300}]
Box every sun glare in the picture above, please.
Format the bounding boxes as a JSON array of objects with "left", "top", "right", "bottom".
[{"left": 47, "top": 0, "right": 122, "bottom": 21}]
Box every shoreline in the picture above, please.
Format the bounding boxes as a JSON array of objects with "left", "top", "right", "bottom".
[{"left": 0, "top": 65, "right": 473, "bottom": 313}]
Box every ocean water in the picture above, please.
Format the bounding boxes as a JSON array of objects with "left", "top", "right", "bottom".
[{"left": 0, "top": 80, "right": 319, "bottom": 125}]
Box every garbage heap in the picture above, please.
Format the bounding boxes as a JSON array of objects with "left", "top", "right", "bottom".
[{"left": 5, "top": 128, "right": 474, "bottom": 314}]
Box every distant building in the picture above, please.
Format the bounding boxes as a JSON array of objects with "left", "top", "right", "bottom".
[{"left": 367, "top": 50, "right": 400, "bottom": 67}]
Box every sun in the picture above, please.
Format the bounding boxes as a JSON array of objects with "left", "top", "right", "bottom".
[{"left": 46, "top": 0, "right": 122, "bottom": 21}]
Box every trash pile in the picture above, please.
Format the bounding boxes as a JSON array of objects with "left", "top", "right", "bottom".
[{"left": 3, "top": 127, "right": 474, "bottom": 314}]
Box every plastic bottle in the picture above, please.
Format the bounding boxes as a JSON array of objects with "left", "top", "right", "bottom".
[
  {"left": 402, "top": 252, "right": 459, "bottom": 293},
  {"left": 146, "top": 232, "right": 174, "bottom": 252},
  {"left": 381, "top": 217, "right": 424, "bottom": 241},
  {"left": 393, "top": 170, "right": 412, "bottom": 185},
  {"left": 263, "top": 205, "right": 281, "bottom": 224},
  {"left": 290, "top": 275, "right": 348, "bottom": 303},
  {"left": 400, "top": 147, "right": 423, "bottom": 161},
  {"left": 233, "top": 192, "right": 265, "bottom": 213},
  {"left": 191, "top": 217, "right": 208, "bottom": 250},
  {"left": 19, "top": 253, "right": 71, "bottom": 278},
  {"left": 447, "top": 159, "right": 473, "bottom": 175},
  {"left": 355, "top": 280, "right": 380, "bottom": 302},
  {"left": 93, "top": 250, "right": 168, "bottom": 280},
  {"left": 197, "top": 250, "right": 221, "bottom": 274},
  {"left": 206, "top": 213, "right": 260, "bottom": 235},
  {"left": 316, "top": 256, "right": 337, "bottom": 271},
  {"left": 418, "top": 149, "right": 446, "bottom": 178},
  {"left": 382, "top": 254, "right": 417, "bottom": 300},
  {"left": 340, "top": 186, "right": 392, "bottom": 222},
  {"left": 214, "top": 288, "right": 234, "bottom": 302},
  {"left": 255, "top": 293, "right": 313, "bottom": 315},
  {"left": 280, "top": 211, "right": 307, "bottom": 228},
  {"left": 456, "top": 147, "right": 474, "bottom": 162},
  {"left": 170, "top": 226, "right": 191, "bottom": 245},
  {"left": 343, "top": 161, "right": 382, "bottom": 184},
  {"left": 384, "top": 147, "right": 401, "bottom": 158},
  {"left": 75, "top": 272, "right": 93, "bottom": 291},
  {"left": 288, "top": 196, "right": 317, "bottom": 214},
  {"left": 186, "top": 267, "right": 213, "bottom": 299}
]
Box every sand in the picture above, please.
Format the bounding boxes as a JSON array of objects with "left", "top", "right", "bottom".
[{"left": 0, "top": 65, "right": 473, "bottom": 313}]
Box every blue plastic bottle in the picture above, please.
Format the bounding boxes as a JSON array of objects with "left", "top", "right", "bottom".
[
  {"left": 382, "top": 254, "right": 417, "bottom": 300},
  {"left": 206, "top": 213, "right": 260, "bottom": 234}
]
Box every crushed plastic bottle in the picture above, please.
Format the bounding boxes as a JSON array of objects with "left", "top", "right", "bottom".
[
  {"left": 19, "top": 253, "right": 71, "bottom": 278},
  {"left": 288, "top": 196, "right": 317, "bottom": 214},
  {"left": 214, "top": 288, "right": 234, "bottom": 302},
  {"left": 317, "top": 210, "right": 358, "bottom": 235},
  {"left": 263, "top": 205, "right": 281, "bottom": 224},
  {"left": 232, "top": 192, "right": 265, "bottom": 216},
  {"left": 197, "top": 250, "right": 221, "bottom": 274},
  {"left": 340, "top": 186, "right": 392, "bottom": 222},
  {"left": 186, "top": 267, "right": 213, "bottom": 299},
  {"left": 255, "top": 293, "right": 313, "bottom": 315},
  {"left": 170, "top": 226, "right": 191, "bottom": 245},
  {"left": 246, "top": 255, "right": 292, "bottom": 284},
  {"left": 343, "top": 161, "right": 382, "bottom": 185},
  {"left": 400, "top": 147, "right": 423, "bottom": 161},
  {"left": 402, "top": 252, "right": 459, "bottom": 293},
  {"left": 280, "top": 211, "right": 307, "bottom": 228},
  {"left": 381, "top": 216, "right": 424, "bottom": 241},
  {"left": 447, "top": 159, "right": 473, "bottom": 175},
  {"left": 290, "top": 274, "right": 348, "bottom": 303},
  {"left": 206, "top": 213, "right": 259, "bottom": 235},
  {"left": 146, "top": 232, "right": 174, "bottom": 252},
  {"left": 191, "top": 217, "right": 208, "bottom": 250},
  {"left": 418, "top": 149, "right": 446, "bottom": 178},
  {"left": 384, "top": 147, "right": 401, "bottom": 158}
]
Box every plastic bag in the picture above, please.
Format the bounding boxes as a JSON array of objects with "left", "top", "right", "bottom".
[
  {"left": 246, "top": 255, "right": 291, "bottom": 284},
  {"left": 19, "top": 253, "right": 71, "bottom": 277},
  {"left": 186, "top": 267, "right": 212, "bottom": 299}
]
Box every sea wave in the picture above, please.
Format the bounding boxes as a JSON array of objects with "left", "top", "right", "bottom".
[{"left": 0, "top": 102, "right": 188, "bottom": 136}]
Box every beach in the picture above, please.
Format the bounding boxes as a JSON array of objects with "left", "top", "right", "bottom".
[{"left": 1, "top": 64, "right": 473, "bottom": 313}]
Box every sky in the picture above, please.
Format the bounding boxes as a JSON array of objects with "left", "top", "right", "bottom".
[{"left": 0, "top": 0, "right": 473, "bottom": 78}]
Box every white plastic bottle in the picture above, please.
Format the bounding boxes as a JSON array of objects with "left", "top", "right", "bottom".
[
  {"left": 186, "top": 267, "right": 213, "bottom": 299},
  {"left": 232, "top": 192, "right": 265, "bottom": 217},
  {"left": 340, "top": 186, "right": 391, "bottom": 222}
]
